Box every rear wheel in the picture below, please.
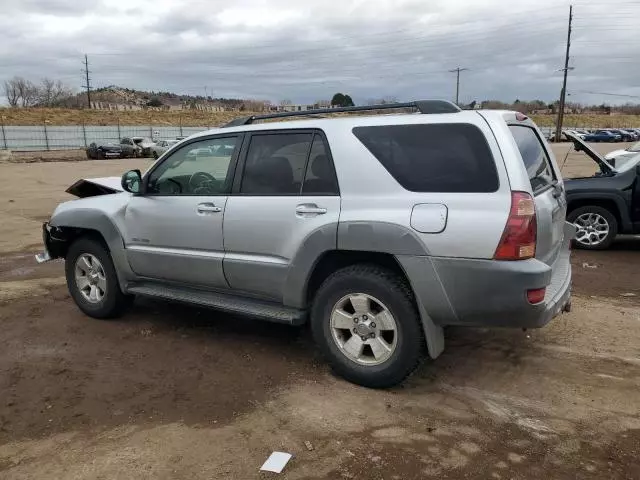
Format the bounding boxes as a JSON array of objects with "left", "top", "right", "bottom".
[
  {"left": 65, "top": 237, "right": 132, "bottom": 319},
  {"left": 152, "top": 151, "right": 159, "bottom": 159},
  {"left": 310, "top": 264, "right": 424, "bottom": 388},
  {"left": 568, "top": 206, "right": 618, "bottom": 250}
]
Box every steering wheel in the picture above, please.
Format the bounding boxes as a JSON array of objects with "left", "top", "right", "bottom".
[{"left": 188, "top": 171, "right": 217, "bottom": 194}]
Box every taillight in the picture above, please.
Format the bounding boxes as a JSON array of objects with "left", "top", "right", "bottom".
[{"left": 494, "top": 192, "right": 537, "bottom": 260}]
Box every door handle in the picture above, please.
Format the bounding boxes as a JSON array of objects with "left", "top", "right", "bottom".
[
  {"left": 197, "top": 202, "right": 222, "bottom": 213},
  {"left": 296, "top": 204, "right": 327, "bottom": 215}
]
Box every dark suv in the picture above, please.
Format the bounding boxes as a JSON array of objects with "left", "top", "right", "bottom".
[{"left": 565, "top": 133, "right": 640, "bottom": 249}]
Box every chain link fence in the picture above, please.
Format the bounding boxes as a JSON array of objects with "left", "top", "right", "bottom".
[
  {"left": 0, "top": 124, "right": 209, "bottom": 151},
  {"left": 1, "top": 124, "right": 637, "bottom": 152}
]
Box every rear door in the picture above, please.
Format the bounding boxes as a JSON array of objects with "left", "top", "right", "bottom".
[
  {"left": 223, "top": 130, "right": 341, "bottom": 301},
  {"left": 508, "top": 124, "right": 566, "bottom": 265}
]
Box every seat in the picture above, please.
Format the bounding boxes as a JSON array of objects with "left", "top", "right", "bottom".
[
  {"left": 303, "top": 155, "right": 337, "bottom": 194},
  {"left": 243, "top": 156, "right": 296, "bottom": 193}
]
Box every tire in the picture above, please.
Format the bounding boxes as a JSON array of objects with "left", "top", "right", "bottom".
[
  {"left": 96, "top": 150, "right": 104, "bottom": 160},
  {"left": 310, "top": 264, "right": 424, "bottom": 388},
  {"left": 152, "top": 151, "right": 159, "bottom": 159},
  {"left": 567, "top": 205, "right": 618, "bottom": 250},
  {"left": 65, "top": 237, "right": 132, "bottom": 319}
]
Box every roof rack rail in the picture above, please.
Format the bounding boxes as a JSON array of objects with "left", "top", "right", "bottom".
[{"left": 222, "top": 99, "right": 461, "bottom": 127}]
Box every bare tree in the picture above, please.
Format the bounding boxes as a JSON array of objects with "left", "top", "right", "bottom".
[
  {"left": 3, "top": 78, "right": 20, "bottom": 107},
  {"left": 279, "top": 99, "right": 293, "bottom": 106},
  {"left": 13, "top": 77, "right": 38, "bottom": 107},
  {"left": 38, "top": 78, "right": 74, "bottom": 106}
]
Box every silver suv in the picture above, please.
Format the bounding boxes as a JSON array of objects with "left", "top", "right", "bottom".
[{"left": 36, "top": 100, "right": 573, "bottom": 388}]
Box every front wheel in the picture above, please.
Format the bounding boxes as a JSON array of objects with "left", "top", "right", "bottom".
[
  {"left": 310, "top": 264, "right": 424, "bottom": 388},
  {"left": 568, "top": 206, "right": 618, "bottom": 250},
  {"left": 65, "top": 237, "right": 132, "bottom": 319}
]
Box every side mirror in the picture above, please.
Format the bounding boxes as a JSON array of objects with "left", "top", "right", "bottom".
[{"left": 121, "top": 169, "right": 142, "bottom": 194}]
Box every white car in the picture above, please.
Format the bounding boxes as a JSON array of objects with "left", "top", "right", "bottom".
[
  {"left": 150, "top": 139, "right": 180, "bottom": 159},
  {"left": 604, "top": 141, "right": 640, "bottom": 167}
]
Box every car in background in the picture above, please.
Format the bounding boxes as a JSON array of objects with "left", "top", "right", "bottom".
[
  {"left": 564, "top": 129, "right": 585, "bottom": 139},
  {"left": 124, "top": 137, "right": 156, "bottom": 157},
  {"left": 621, "top": 129, "right": 639, "bottom": 141},
  {"left": 605, "top": 141, "right": 640, "bottom": 167},
  {"left": 150, "top": 139, "right": 180, "bottom": 159},
  {"left": 86, "top": 141, "right": 137, "bottom": 159},
  {"left": 564, "top": 132, "right": 640, "bottom": 249},
  {"left": 583, "top": 130, "right": 621, "bottom": 142},
  {"left": 608, "top": 129, "right": 635, "bottom": 142}
]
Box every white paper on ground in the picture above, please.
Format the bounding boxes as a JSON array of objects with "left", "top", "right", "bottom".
[{"left": 260, "top": 452, "right": 293, "bottom": 473}]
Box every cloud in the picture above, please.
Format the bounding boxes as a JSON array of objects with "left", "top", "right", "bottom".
[{"left": 0, "top": 0, "right": 638, "bottom": 105}]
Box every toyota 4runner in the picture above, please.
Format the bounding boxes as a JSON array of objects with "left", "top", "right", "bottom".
[{"left": 36, "top": 100, "right": 574, "bottom": 388}]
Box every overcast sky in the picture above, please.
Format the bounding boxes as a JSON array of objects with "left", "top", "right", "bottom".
[{"left": 0, "top": 0, "right": 638, "bottom": 105}]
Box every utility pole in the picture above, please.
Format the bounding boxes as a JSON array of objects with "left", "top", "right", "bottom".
[
  {"left": 82, "top": 54, "right": 92, "bottom": 109},
  {"left": 555, "top": 5, "right": 573, "bottom": 142},
  {"left": 449, "top": 67, "right": 469, "bottom": 106}
]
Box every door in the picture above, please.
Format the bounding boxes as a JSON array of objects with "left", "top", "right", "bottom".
[
  {"left": 123, "top": 135, "right": 241, "bottom": 287},
  {"left": 509, "top": 125, "right": 566, "bottom": 265},
  {"left": 223, "top": 131, "right": 341, "bottom": 301}
]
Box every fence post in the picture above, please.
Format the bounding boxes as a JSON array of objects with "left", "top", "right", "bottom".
[
  {"left": 117, "top": 118, "right": 121, "bottom": 140},
  {"left": 179, "top": 115, "right": 183, "bottom": 137},
  {"left": 82, "top": 121, "right": 88, "bottom": 148},
  {"left": 43, "top": 120, "right": 50, "bottom": 151},
  {"left": 0, "top": 116, "right": 6, "bottom": 149}
]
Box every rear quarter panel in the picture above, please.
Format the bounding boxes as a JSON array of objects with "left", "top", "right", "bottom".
[{"left": 324, "top": 113, "right": 512, "bottom": 259}]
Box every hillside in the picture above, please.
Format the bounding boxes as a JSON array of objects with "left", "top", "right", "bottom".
[{"left": 1, "top": 107, "right": 639, "bottom": 128}]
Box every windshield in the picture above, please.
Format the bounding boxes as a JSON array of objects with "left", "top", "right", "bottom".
[{"left": 627, "top": 141, "right": 640, "bottom": 153}]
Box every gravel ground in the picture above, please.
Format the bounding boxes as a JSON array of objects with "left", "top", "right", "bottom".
[{"left": 0, "top": 143, "right": 638, "bottom": 479}]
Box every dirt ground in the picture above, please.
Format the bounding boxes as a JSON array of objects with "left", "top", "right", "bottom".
[{"left": 0, "top": 143, "right": 638, "bottom": 479}]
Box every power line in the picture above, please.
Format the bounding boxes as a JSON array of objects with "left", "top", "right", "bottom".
[
  {"left": 576, "top": 90, "right": 640, "bottom": 99},
  {"left": 82, "top": 54, "right": 92, "bottom": 109}
]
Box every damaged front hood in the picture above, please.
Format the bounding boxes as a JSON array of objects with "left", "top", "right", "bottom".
[
  {"left": 66, "top": 176, "right": 123, "bottom": 198},
  {"left": 564, "top": 132, "right": 615, "bottom": 175}
]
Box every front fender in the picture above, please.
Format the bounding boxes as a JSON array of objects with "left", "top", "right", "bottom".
[{"left": 49, "top": 195, "right": 135, "bottom": 289}]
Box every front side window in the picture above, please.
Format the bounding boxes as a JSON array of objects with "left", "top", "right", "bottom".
[{"left": 147, "top": 136, "right": 238, "bottom": 195}]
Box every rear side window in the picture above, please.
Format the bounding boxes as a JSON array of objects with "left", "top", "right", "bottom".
[
  {"left": 509, "top": 125, "right": 555, "bottom": 193},
  {"left": 352, "top": 124, "right": 499, "bottom": 193}
]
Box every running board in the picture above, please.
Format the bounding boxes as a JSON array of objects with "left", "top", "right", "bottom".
[{"left": 127, "top": 283, "right": 307, "bottom": 326}]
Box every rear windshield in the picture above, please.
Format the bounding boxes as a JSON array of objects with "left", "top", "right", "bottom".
[
  {"left": 352, "top": 124, "right": 499, "bottom": 193},
  {"left": 509, "top": 125, "right": 555, "bottom": 193}
]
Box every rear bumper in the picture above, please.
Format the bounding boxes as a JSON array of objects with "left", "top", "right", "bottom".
[{"left": 397, "top": 222, "right": 574, "bottom": 329}]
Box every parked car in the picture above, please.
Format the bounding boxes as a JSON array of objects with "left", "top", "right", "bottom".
[
  {"left": 35, "top": 100, "right": 573, "bottom": 388},
  {"left": 564, "top": 129, "right": 585, "bottom": 140},
  {"left": 85, "top": 141, "right": 136, "bottom": 159},
  {"left": 583, "top": 130, "right": 621, "bottom": 142},
  {"left": 564, "top": 132, "right": 640, "bottom": 249},
  {"left": 150, "top": 139, "right": 180, "bottom": 159},
  {"left": 605, "top": 140, "right": 640, "bottom": 167},
  {"left": 608, "top": 129, "right": 635, "bottom": 142},
  {"left": 621, "top": 129, "right": 639, "bottom": 141},
  {"left": 127, "top": 137, "right": 157, "bottom": 157}
]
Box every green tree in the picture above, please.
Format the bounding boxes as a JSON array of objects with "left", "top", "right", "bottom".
[
  {"left": 331, "top": 93, "right": 346, "bottom": 106},
  {"left": 146, "top": 97, "right": 163, "bottom": 107},
  {"left": 343, "top": 94, "right": 354, "bottom": 107}
]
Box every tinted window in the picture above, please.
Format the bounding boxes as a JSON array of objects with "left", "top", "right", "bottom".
[
  {"left": 241, "top": 133, "right": 313, "bottom": 194},
  {"left": 147, "top": 136, "right": 237, "bottom": 195},
  {"left": 352, "top": 124, "right": 498, "bottom": 193},
  {"left": 302, "top": 135, "right": 339, "bottom": 195},
  {"left": 509, "top": 125, "right": 555, "bottom": 193}
]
